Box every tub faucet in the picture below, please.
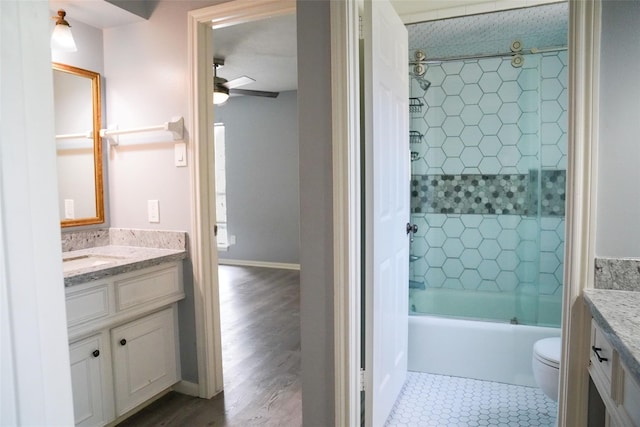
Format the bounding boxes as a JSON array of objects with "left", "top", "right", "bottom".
[{"left": 406, "top": 222, "right": 418, "bottom": 242}]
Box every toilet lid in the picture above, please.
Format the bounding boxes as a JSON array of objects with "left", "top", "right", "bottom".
[{"left": 534, "top": 337, "right": 561, "bottom": 368}]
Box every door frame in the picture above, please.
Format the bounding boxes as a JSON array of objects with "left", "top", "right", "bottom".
[
  {"left": 329, "top": 1, "right": 363, "bottom": 425},
  {"left": 187, "top": 2, "right": 362, "bottom": 420},
  {"left": 394, "top": 1, "right": 600, "bottom": 424},
  {"left": 187, "top": 0, "right": 297, "bottom": 399},
  {"left": 558, "top": 0, "right": 601, "bottom": 425}
]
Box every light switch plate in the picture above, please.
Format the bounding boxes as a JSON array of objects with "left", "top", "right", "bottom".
[
  {"left": 175, "top": 142, "right": 187, "bottom": 167},
  {"left": 148, "top": 200, "right": 160, "bottom": 223},
  {"left": 64, "top": 199, "right": 75, "bottom": 219}
]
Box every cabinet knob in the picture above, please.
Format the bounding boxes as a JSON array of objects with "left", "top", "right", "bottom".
[
  {"left": 120, "top": 339, "right": 127, "bottom": 346},
  {"left": 92, "top": 349, "right": 100, "bottom": 358}
]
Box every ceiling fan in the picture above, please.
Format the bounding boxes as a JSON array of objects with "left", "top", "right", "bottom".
[{"left": 213, "top": 58, "right": 279, "bottom": 104}]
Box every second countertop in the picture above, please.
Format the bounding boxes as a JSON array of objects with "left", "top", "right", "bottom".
[{"left": 583, "top": 289, "right": 640, "bottom": 386}]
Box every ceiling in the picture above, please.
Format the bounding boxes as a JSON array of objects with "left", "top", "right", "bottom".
[
  {"left": 213, "top": 14, "right": 297, "bottom": 94},
  {"left": 49, "top": 0, "right": 146, "bottom": 29},
  {"left": 391, "top": 0, "right": 497, "bottom": 19},
  {"left": 211, "top": 1, "right": 564, "bottom": 95},
  {"left": 50, "top": 1, "right": 564, "bottom": 94},
  {"left": 408, "top": 2, "right": 568, "bottom": 59}
]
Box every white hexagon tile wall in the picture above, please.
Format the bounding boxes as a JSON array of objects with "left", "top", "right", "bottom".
[{"left": 407, "top": 3, "right": 567, "bottom": 327}]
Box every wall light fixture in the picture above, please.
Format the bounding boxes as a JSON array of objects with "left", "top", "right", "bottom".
[{"left": 51, "top": 9, "right": 77, "bottom": 52}]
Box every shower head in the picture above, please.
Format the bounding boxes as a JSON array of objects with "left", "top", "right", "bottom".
[
  {"left": 411, "top": 74, "right": 431, "bottom": 92},
  {"left": 418, "top": 78, "right": 431, "bottom": 92}
]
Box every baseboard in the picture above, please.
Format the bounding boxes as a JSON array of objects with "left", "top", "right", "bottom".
[
  {"left": 173, "top": 380, "right": 199, "bottom": 397},
  {"left": 218, "top": 258, "right": 300, "bottom": 271}
]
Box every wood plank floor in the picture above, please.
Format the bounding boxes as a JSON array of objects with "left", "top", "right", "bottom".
[{"left": 117, "top": 265, "right": 302, "bottom": 427}]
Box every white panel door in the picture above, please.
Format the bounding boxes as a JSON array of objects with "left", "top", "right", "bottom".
[{"left": 363, "top": 0, "right": 409, "bottom": 425}]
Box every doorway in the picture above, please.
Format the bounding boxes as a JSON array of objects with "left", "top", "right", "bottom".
[
  {"left": 211, "top": 12, "right": 299, "bottom": 269},
  {"left": 210, "top": 12, "right": 301, "bottom": 424}
]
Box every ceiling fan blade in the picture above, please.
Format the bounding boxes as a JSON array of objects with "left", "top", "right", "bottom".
[
  {"left": 223, "top": 76, "right": 255, "bottom": 89},
  {"left": 229, "top": 88, "right": 279, "bottom": 98}
]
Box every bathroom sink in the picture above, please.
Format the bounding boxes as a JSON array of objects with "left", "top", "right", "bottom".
[{"left": 62, "top": 254, "right": 124, "bottom": 273}]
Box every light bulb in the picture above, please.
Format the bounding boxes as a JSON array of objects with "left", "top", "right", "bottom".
[{"left": 51, "top": 10, "right": 77, "bottom": 53}]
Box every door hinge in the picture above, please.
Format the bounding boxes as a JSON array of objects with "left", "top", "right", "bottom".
[
  {"left": 358, "top": 16, "right": 364, "bottom": 40},
  {"left": 359, "top": 368, "right": 366, "bottom": 391}
]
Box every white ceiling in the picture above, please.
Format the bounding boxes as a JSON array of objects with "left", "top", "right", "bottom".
[
  {"left": 391, "top": 0, "right": 495, "bottom": 19},
  {"left": 210, "top": 1, "right": 564, "bottom": 94},
  {"left": 49, "top": 0, "right": 145, "bottom": 29},
  {"left": 408, "top": 2, "right": 568, "bottom": 59},
  {"left": 213, "top": 14, "right": 297, "bottom": 94},
  {"left": 49, "top": 1, "right": 563, "bottom": 94}
]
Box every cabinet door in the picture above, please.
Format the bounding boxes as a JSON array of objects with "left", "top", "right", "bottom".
[
  {"left": 111, "top": 307, "right": 178, "bottom": 416},
  {"left": 70, "top": 334, "right": 112, "bottom": 427},
  {"left": 621, "top": 364, "right": 640, "bottom": 427}
]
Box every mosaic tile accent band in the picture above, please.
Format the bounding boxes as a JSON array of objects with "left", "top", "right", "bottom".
[
  {"left": 411, "top": 170, "right": 565, "bottom": 216},
  {"left": 538, "top": 169, "right": 566, "bottom": 216},
  {"left": 411, "top": 173, "right": 528, "bottom": 215}
]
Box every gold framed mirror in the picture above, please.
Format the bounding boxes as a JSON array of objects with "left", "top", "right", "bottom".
[{"left": 53, "top": 62, "right": 105, "bottom": 227}]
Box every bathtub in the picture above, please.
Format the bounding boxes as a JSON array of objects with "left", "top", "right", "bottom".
[{"left": 408, "top": 288, "right": 561, "bottom": 387}]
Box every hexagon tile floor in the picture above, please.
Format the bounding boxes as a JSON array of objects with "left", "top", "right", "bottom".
[{"left": 385, "top": 372, "right": 558, "bottom": 427}]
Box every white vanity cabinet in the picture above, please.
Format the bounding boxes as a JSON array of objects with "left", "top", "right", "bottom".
[
  {"left": 589, "top": 319, "right": 640, "bottom": 427},
  {"left": 66, "top": 261, "right": 184, "bottom": 427}
]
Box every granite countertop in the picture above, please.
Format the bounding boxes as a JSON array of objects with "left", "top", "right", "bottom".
[
  {"left": 583, "top": 289, "right": 640, "bottom": 385},
  {"left": 63, "top": 245, "right": 187, "bottom": 287}
]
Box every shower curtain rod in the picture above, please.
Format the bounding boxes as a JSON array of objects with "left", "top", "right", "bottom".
[{"left": 409, "top": 45, "right": 567, "bottom": 65}]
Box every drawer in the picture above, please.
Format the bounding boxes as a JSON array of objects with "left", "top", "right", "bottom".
[
  {"left": 591, "top": 320, "right": 615, "bottom": 388},
  {"left": 66, "top": 284, "right": 110, "bottom": 327},
  {"left": 115, "top": 264, "right": 181, "bottom": 312}
]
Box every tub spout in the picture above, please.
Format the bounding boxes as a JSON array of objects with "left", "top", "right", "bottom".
[{"left": 409, "top": 280, "right": 426, "bottom": 290}]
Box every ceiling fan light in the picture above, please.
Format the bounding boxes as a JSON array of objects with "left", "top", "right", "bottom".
[{"left": 213, "top": 84, "right": 229, "bottom": 105}]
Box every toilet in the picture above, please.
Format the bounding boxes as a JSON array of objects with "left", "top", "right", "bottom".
[{"left": 532, "top": 337, "right": 561, "bottom": 401}]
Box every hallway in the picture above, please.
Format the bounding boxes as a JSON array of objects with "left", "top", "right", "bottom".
[{"left": 117, "top": 265, "right": 301, "bottom": 427}]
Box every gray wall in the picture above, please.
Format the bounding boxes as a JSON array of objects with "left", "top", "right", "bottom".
[
  {"left": 215, "top": 91, "right": 300, "bottom": 264},
  {"left": 101, "top": 0, "right": 225, "bottom": 383},
  {"left": 596, "top": 0, "right": 640, "bottom": 258},
  {"left": 297, "top": 1, "right": 335, "bottom": 424},
  {"left": 60, "top": 0, "right": 336, "bottom": 418}
]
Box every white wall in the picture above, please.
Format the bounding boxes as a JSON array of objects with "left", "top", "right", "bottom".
[
  {"left": 297, "top": 1, "right": 335, "bottom": 423},
  {"left": 596, "top": 0, "right": 640, "bottom": 258},
  {"left": 215, "top": 91, "right": 300, "bottom": 265}
]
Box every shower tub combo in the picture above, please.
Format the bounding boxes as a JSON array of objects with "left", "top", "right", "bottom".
[
  {"left": 408, "top": 288, "right": 560, "bottom": 387},
  {"left": 406, "top": 3, "right": 568, "bottom": 390}
]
